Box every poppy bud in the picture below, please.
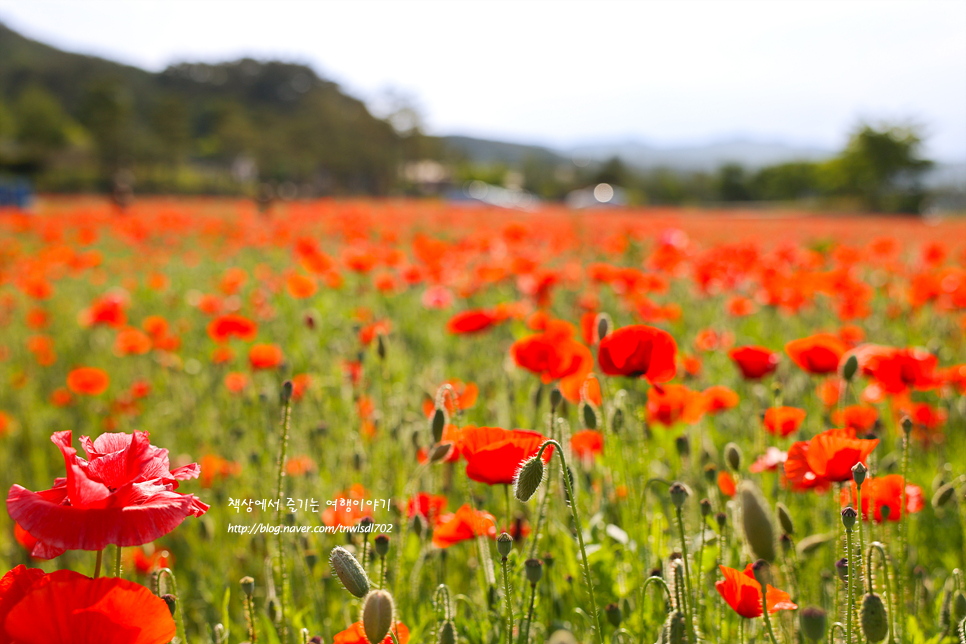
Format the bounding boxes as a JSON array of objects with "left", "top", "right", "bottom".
[
  {"left": 497, "top": 532, "right": 513, "bottom": 559},
  {"left": 430, "top": 442, "right": 455, "bottom": 463},
  {"left": 161, "top": 593, "right": 177, "bottom": 617},
  {"left": 240, "top": 576, "right": 255, "bottom": 597},
  {"left": 550, "top": 387, "right": 563, "bottom": 411},
  {"left": 852, "top": 461, "right": 868, "bottom": 487},
  {"left": 605, "top": 602, "right": 622, "bottom": 627},
  {"left": 879, "top": 505, "right": 891, "bottom": 522},
  {"left": 901, "top": 416, "right": 912, "bottom": 434},
  {"left": 842, "top": 354, "right": 859, "bottom": 381},
  {"left": 330, "top": 546, "right": 370, "bottom": 598},
  {"left": 669, "top": 482, "right": 689, "bottom": 509},
  {"left": 514, "top": 455, "right": 545, "bottom": 502},
  {"left": 596, "top": 313, "right": 610, "bottom": 343},
  {"left": 524, "top": 558, "right": 543, "bottom": 585},
  {"left": 781, "top": 533, "right": 793, "bottom": 553},
  {"left": 674, "top": 435, "right": 690, "bottom": 457},
  {"left": 362, "top": 590, "right": 395, "bottom": 644},
  {"left": 933, "top": 482, "right": 956, "bottom": 509},
  {"left": 715, "top": 512, "right": 727, "bottom": 530},
  {"left": 542, "top": 552, "right": 554, "bottom": 569},
  {"left": 431, "top": 407, "right": 447, "bottom": 444},
  {"left": 724, "top": 442, "right": 742, "bottom": 472},
  {"left": 740, "top": 480, "right": 777, "bottom": 562},
  {"left": 375, "top": 534, "right": 390, "bottom": 557},
  {"left": 842, "top": 506, "right": 857, "bottom": 530},
  {"left": 860, "top": 593, "right": 889, "bottom": 643},
  {"left": 411, "top": 513, "right": 426, "bottom": 538},
  {"left": 800, "top": 606, "right": 827, "bottom": 641},
  {"left": 752, "top": 560, "right": 771, "bottom": 588},
  {"left": 376, "top": 333, "right": 387, "bottom": 360},
  {"left": 437, "top": 620, "right": 457, "bottom": 644},
  {"left": 703, "top": 463, "right": 717, "bottom": 483},
  {"left": 582, "top": 402, "right": 597, "bottom": 429},
  {"left": 776, "top": 502, "right": 794, "bottom": 535},
  {"left": 700, "top": 498, "right": 712, "bottom": 517},
  {"left": 280, "top": 380, "right": 294, "bottom": 403},
  {"left": 664, "top": 609, "right": 686, "bottom": 644},
  {"left": 612, "top": 407, "right": 624, "bottom": 432},
  {"left": 835, "top": 557, "right": 849, "bottom": 583}
]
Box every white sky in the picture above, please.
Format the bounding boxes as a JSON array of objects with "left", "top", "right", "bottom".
[{"left": 1, "top": 0, "right": 964, "bottom": 161}]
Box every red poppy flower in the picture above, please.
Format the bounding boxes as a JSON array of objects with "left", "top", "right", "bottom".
[
  {"left": 114, "top": 328, "right": 152, "bottom": 356},
  {"left": 785, "top": 333, "right": 847, "bottom": 375},
  {"left": 511, "top": 320, "right": 593, "bottom": 385},
  {"left": 598, "top": 324, "right": 677, "bottom": 382},
  {"left": 224, "top": 372, "right": 249, "bottom": 393},
  {"left": 702, "top": 386, "right": 739, "bottom": 414},
  {"left": 333, "top": 621, "right": 410, "bottom": 644},
  {"left": 646, "top": 384, "right": 704, "bottom": 427},
  {"left": 459, "top": 426, "right": 552, "bottom": 486},
  {"left": 407, "top": 492, "right": 447, "bottom": 522},
  {"left": 783, "top": 428, "right": 878, "bottom": 492},
  {"left": 0, "top": 566, "right": 175, "bottom": 644},
  {"left": 432, "top": 504, "right": 497, "bottom": 548},
  {"left": 128, "top": 546, "right": 172, "bottom": 574},
  {"left": 840, "top": 475, "right": 923, "bottom": 523},
  {"left": 66, "top": 367, "right": 109, "bottom": 396},
  {"left": 285, "top": 273, "right": 317, "bottom": 299},
  {"left": 571, "top": 430, "right": 603, "bottom": 461},
  {"left": 423, "top": 380, "right": 478, "bottom": 417},
  {"left": 763, "top": 407, "right": 806, "bottom": 437},
  {"left": 869, "top": 347, "right": 939, "bottom": 393},
  {"left": 718, "top": 471, "right": 737, "bottom": 498},
  {"left": 207, "top": 314, "right": 257, "bottom": 343},
  {"left": 446, "top": 310, "right": 497, "bottom": 334},
  {"left": 715, "top": 564, "right": 798, "bottom": 619},
  {"left": 322, "top": 485, "right": 371, "bottom": 528},
  {"left": 831, "top": 406, "right": 878, "bottom": 433},
  {"left": 79, "top": 292, "right": 128, "bottom": 329},
  {"left": 248, "top": 344, "right": 284, "bottom": 370},
  {"left": 0, "top": 413, "right": 9, "bottom": 437},
  {"left": 729, "top": 346, "right": 779, "bottom": 380},
  {"left": 198, "top": 454, "right": 241, "bottom": 489},
  {"left": 285, "top": 455, "right": 316, "bottom": 476},
  {"left": 6, "top": 431, "right": 208, "bottom": 557},
  {"left": 359, "top": 320, "right": 392, "bottom": 347}
]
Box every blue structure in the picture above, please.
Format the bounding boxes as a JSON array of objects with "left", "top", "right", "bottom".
[{"left": 0, "top": 177, "right": 33, "bottom": 209}]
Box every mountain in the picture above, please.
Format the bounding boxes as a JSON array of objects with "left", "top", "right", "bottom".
[
  {"left": 567, "top": 138, "right": 835, "bottom": 172},
  {"left": 441, "top": 135, "right": 564, "bottom": 166}
]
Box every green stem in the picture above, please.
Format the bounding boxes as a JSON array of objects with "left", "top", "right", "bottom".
[
  {"left": 846, "top": 527, "right": 854, "bottom": 644},
  {"left": 538, "top": 439, "right": 604, "bottom": 644},
  {"left": 115, "top": 545, "right": 122, "bottom": 577},
  {"left": 898, "top": 429, "right": 910, "bottom": 640},
  {"left": 94, "top": 549, "right": 103, "bottom": 578},
  {"left": 675, "top": 507, "right": 698, "bottom": 644},
  {"left": 502, "top": 557, "right": 514, "bottom": 644},
  {"left": 638, "top": 577, "right": 673, "bottom": 644},
  {"left": 157, "top": 567, "right": 189, "bottom": 644},
  {"left": 760, "top": 576, "right": 780, "bottom": 644},
  {"left": 274, "top": 392, "right": 293, "bottom": 643},
  {"left": 520, "top": 582, "right": 538, "bottom": 644}
]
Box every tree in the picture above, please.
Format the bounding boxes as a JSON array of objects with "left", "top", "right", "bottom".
[
  {"left": 13, "top": 85, "right": 72, "bottom": 161},
  {"left": 715, "top": 163, "right": 751, "bottom": 202},
  {"left": 821, "top": 124, "right": 932, "bottom": 213},
  {"left": 78, "top": 79, "right": 134, "bottom": 183}
]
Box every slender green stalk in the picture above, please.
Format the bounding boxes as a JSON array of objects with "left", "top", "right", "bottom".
[
  {"left": 502, "top": 556, "right": 514, "bottom": 644},
  {"left": 638, "top": 577, "right": 673, "bottom": 644},
  {"left": 245, "top": 593, "right": 258, "bottom": 643},
  {"left": 759, "top": 576, "right": 780, "bottom": 644},
  {"left": 537, "top": 439, "right": 604, "bottom": 644},
  {"left": 156, "top": 568, "right": 188, "bottom": 644},
  {"left": 846, "top": 526, "right": 855, "bottom": 644},
  {"left": 115, "top": 544, "right": 122, "bottom": 577},
  {"left": 674, "top": 507, "right": 698, "bottom": 644},
  {"left": 274, "top": 388, "right": 293, "bottom": 643},
  {"left": 519, "top": 582, "right": 538, "bottom": 644},
  {"left": 867, "top": 541, "right": 896, "bottom": 644},
  {"left": 94, "top": 549, "right": 103, "bottom": 578},
  {"left": 898, "top": 424, "right": 910, "bottom": 640}
]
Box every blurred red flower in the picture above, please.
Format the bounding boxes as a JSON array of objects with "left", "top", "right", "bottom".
[
  {"left": 598, "top": 324, "right": 677, "bottom": 382},
  {"left": 459, "top": 426, "right": 552, "bottom": 486},
  {"left": 715, "top": 563, "right": 797, "bottom": 619},
  {"left": 729, "top": 346, "right": 779, "bottom": 380}
]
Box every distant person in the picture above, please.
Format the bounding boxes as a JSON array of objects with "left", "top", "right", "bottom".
[{"left": 111, "top": 169, "right": 135, "bottom": 213}]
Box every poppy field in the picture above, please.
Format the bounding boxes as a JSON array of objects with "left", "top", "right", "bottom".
[{"left": 1, "top": 197, "right": 966, "bottom": 644}]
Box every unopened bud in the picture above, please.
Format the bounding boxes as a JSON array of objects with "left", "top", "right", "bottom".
[
  {"left": 437, "top": 620, "right": 457, "bottom": 644},
  {"left": 524, "top": 558, "right": 543, "bottom": 585},
  {"left": 703, "top": 463, "right": 717, "bottom": 483},
  {"left": 675, "top": 435, "right": 690, "bottom": 457},
  {"left": 724, "top": 442, "right": 742, "bottom": 472},
  {"left": 429, "top": 442, "right": 455, "bottom": 463},
  {"left": 514, "top": 455, "right": 545, "bottom": 502},
  {"left": 377, "top": 333, "right": 387, "bottom": 360},
  {"left": 240, "top": 576, "right": 255, "bottom": 597},
  {"left": 330, "top": 546, "right": 371, "bottom": 598},
  {"left": 740, "top": 480, "right": 777, "bottom": 563},
  {"left": 776, "top": 502, "right": 794, "bottom": 535},
  {"left": 596, "top": 314, "right": 610, "bottom": 342},
  {"left": 700, "top": 498, "right": 712, "bottom": 517},
  {"left": 842, "top": 506, "right": 857, "bottom": 531},
  {"left": 933, "top": 482, "right": 956, "bottom": 509},
  {"left": 852, "top": 461, "right": 868, "bottom": 487},
  {"left": 901, "top": 416, "right": 912, "bottom": 434},
  {"left": 860, "top": 593, "right": 889, "bottom": 643},
  {"left": 605, "top": 602, "right": 622, "bottom": 627},
  {"left": 431, "top": 408, "right": 447, "bottom": 443},
  {"left": 362, "top": 590, "right": 395, "bottom": 644},
  {"left": 669, "top": 482, "right": 689, "bottom": 509},
  {"left": 497, "top": 532, "right": 513, "bottom": 559},
  {"left": 161, "top": 593, "right": 177, "bottom": 616},
  {"left": 281, "top": 380, "right": 294, "bottom": 403},
  {"left": 800, "top": 606, "right": 827, "bottom": 642},
  {"left": 582, "top": 403, "right": 598, "bottom": 430},
  {"left": 842, "top": 355, "right": 859, "bottom": 381},
  {"left": 374, "top": 534, "right": 390, "bottom": 557},
  {"left": 550, "top": 387, "right": 563, "bottom": 411},
  {"left": 835, "top": 557, "right": 849, "bottom": 583}
]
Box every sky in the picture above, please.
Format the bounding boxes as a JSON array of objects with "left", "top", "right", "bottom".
[{"left": 1, "top": 0, "right": 965, "bottom": 161}]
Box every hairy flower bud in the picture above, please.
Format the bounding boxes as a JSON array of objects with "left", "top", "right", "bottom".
[
  {"left": 776, "top": 502, "right": 795, "bottom": 535},
  {"left": 514, "top": 455, "right": 545, "bottom": 502},
  {"left": 740, "top": 480, "right": 777, "bottom": 563},
  {"left": 330, "top": 546, "right": 370, "bottom": 598},
  {"left": 497, "top": 532, "right": 513, "bottom": 559},
  {"left": 362, "top": 590, "right": 395, "bottom": 644},
  {"left": 724, "top": 442, "right": 742, "bottom": 472},
  {"left": 860, "top": 593, "right": 889, "bottom": 643},
  {"left": 800, "top": 606, "right": 827, "bottom": 642}
]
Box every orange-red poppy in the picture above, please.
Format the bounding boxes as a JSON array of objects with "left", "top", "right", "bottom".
[
  {"left": 831, "top": 406, "right": 878, "bottom": 433},
  {"left": 66, "top": 367, "right": 109, "bottom": 396},
  {"left": 703, "top": 386, "right": 739, "bottom": 414},
  {"left": 784, "top": 428, "right": 878, "bottom": 491},
  {"left": 459, "top": 426, "right": 552, "bottom": 486},
  {"left": 763, "top": 407, "right": 806, "bottom": 437},
  {"left": 598, "top": 324, "right": 677, "bottom": 382},
  {"left": 729, "top": 346, "right": 779, "bottom": 380},
  {"left": 840, "top": 475, "right": 923, "bottom": 523},
  {"left": 869, "top": 347, "right": 938, "bottom": 393},
  {"left": 333, "top": 621, "right": 410, "bottom": 644},
  {"left": 207, "top": 314, "right": 258, "bottom": 343},
  {"left": 511, "top": 320, "right": 593, "bottom": 385},
  {"left": 446, "top": 309, "right": 497, "bottom": 334},
  {"left": 285, "top": 273, "right": 317, "bottom": 299},
  {"left": 571, "top": 430, "right": 603, "bottom": 461},
  {"left": 407, "top": 492, "right": 448, "bottom": 522},
  {"left": 718, "top": 471, "right": 737, "bottom": 498},
  {"left": 785, "top": 333, "right": 847, "bottom": 375},
  {"left": 114, "top": 327, "right": 152, "bottom": 356},
  {"left": 646, "top": 384, "right": 704, "bottom": 427},
  {"left": 248, "top": 344, "right": 283, "bottom": 370},
  {"left": 715, "top": 563, "right": 798, "bottom": 619},
  {"left": 422, "top": 380, "right": 478, "bottom": 417},
  {"left": 432, "top": 504, "right": 497, "bottom": 548}
]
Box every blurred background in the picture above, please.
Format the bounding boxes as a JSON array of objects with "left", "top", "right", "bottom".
[{"left": 0, "top": 0, "right": 964, "bottom": 213}]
